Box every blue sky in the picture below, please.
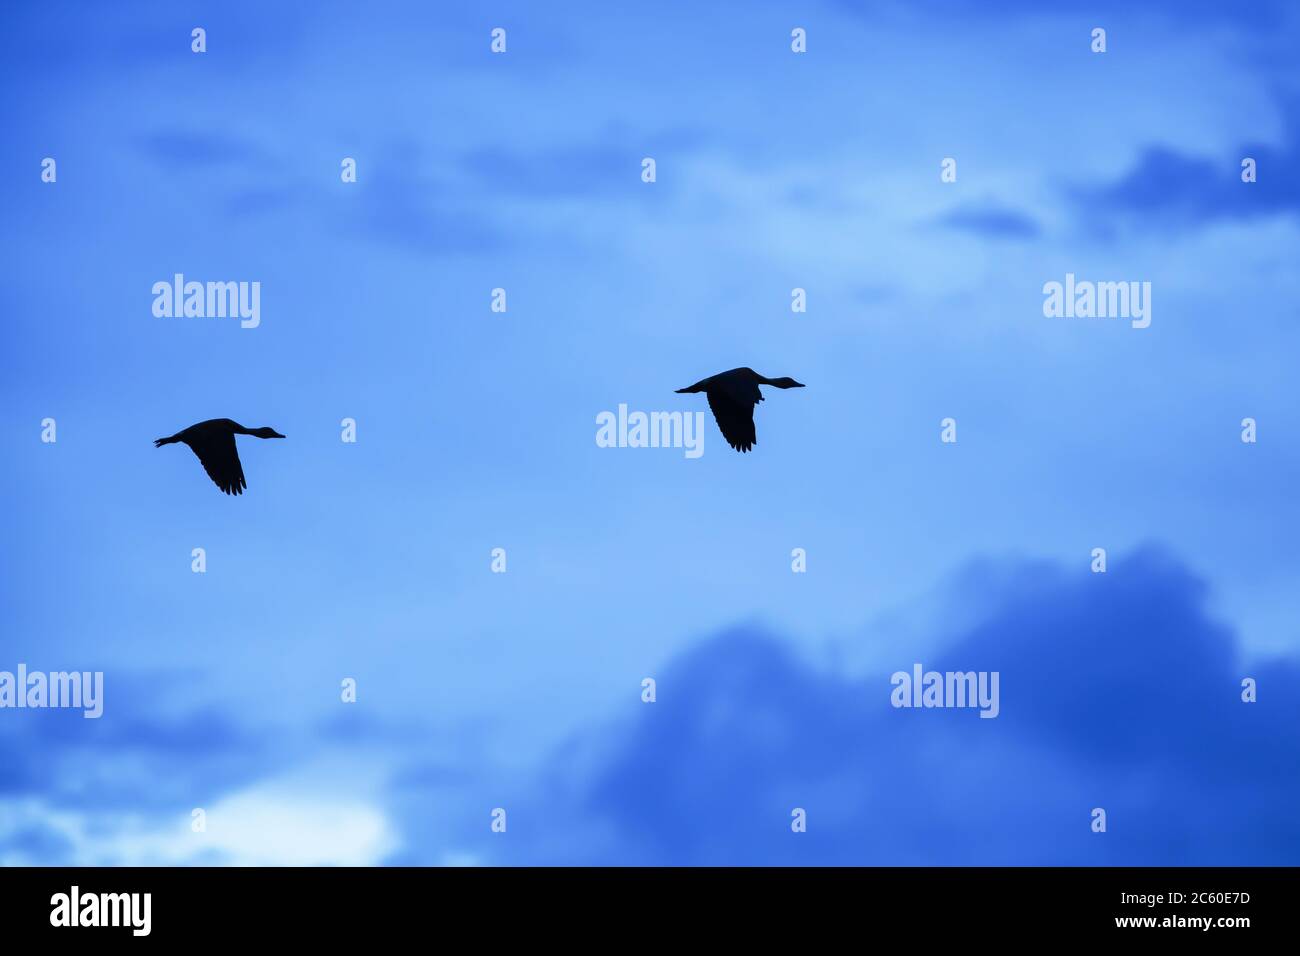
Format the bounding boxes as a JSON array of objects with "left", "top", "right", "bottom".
[{"left": 2, "top": 0, "right": 1298, "bottom": 864}]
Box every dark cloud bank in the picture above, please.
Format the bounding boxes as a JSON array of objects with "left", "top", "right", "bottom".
[{"left": 499, "top": 546, "right": 1300, "bottom": 865}]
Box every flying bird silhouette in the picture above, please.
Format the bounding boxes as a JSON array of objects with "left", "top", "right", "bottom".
[
  {"left": 154, "top": 418, "right": 285, "bottom": 495},
  {"left": 675, "top": 367, "right": 805, "bottom": 453}
]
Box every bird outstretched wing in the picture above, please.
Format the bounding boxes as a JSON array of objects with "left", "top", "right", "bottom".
[
  {"left": 186, "top": 430, "right": 247, "bottom": 495},
  {"left": 706, "top": 384, "right": 761, "bottom": 453}
]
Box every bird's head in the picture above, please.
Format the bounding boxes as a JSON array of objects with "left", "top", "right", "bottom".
[
  {"left": 250, "top": 427, "right": 286, "bottom": 439},
  {"left": 766, "top": 377, "right": 805, "bottom": 389}
]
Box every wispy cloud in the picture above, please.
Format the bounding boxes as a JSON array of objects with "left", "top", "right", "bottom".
[
  {"left": 137, "top": 130, "right": 270, "bottom": 170},
  {"left": 934, "top": 201, "right": 1042, "bottom": 239}
]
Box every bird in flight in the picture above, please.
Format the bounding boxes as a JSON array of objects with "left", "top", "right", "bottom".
[
  {"left": 675, "top": 367, "right": 805, "bottom": 453},
  {"left": 154, "top": 418, "right": 285, "bottom": 495}
]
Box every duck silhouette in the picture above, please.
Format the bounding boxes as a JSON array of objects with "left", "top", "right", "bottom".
[
  {"left": 155, "top": 418, "right": 285, "bottom": 495},
  {"left": 675, "top": 367, "right": 805, "bottom": 453}
]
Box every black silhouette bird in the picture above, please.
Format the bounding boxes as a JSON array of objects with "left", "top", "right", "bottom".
[
  {"left": 675, "top": 367, "right": 805, "bottom": 453},
  {"left": 154, "top": 419, "right": 285, "bottom": 495}
]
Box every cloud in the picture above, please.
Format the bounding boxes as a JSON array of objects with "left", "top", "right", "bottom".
[
  {"left": 196, "top": 786, "right": 396, "bottom": 866},
  {"left": 514, "top": 547, "right": 1300, "bottom": 865},
  {"left": 353, "top": 171, "right": 511, "bottom": 256},
  {"left": 0, "top": 695, "right": 266, "bottom": 812},
  {"left": 1072, "top": 107, "right": 1300, "bottom": 231},
  {"left": 459, "top": 145, "right": 637, "bottom": 199},
  {"left": 934, "top": 202, "right": 1042, "bottom": 239},
  {"left": 0, "top": 789, "right": 395, "bottom": 866},
  {"left": 0, "top": 690, "right": 402, "bottom": 865},
  {"left": 138, "top": 130, "right": 269, "bottom": 170}
]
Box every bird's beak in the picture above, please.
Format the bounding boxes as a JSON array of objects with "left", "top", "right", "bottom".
[
  {"left": 792, "top": 381, "right": 806, "bottom": 388},
  {"left": 273, "top": 431, "right": 286, "bottom": 438}
]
